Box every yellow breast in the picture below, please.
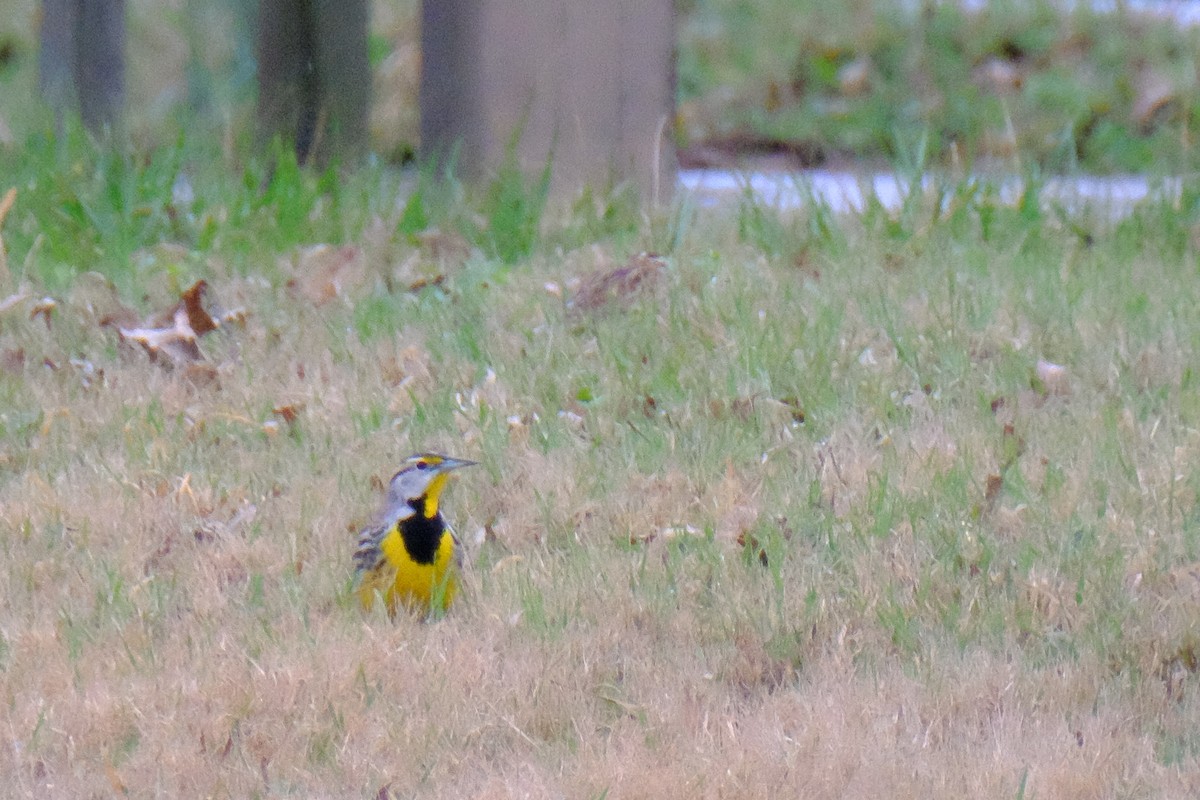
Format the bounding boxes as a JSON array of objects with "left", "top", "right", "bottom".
[{"left": 359, "top": 524, "right": 458, "bottom": 614}]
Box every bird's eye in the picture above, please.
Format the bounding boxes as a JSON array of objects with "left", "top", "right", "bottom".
[{"left": 415, "top": 460, "right": 428, "bottom": 470}]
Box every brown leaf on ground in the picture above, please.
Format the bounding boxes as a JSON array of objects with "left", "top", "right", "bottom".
[
  {"left": 567, "top": 252, "right": 666, "bottom": 318},
  {"left": 391, "top": 248, "right": 450, "bottom": 296},
  {"left": 120, "top": 313, "right": 204, "bottom": 364},
  {"left": 272, "top": 404, "right": 301, "bottom": 424},
  {"left": 119, "top": 280, "right": 238, "bottom": 366},
  {"left": 271, "top": 403, "right": 304, "bottom": 426},
  {"left": 174, "top": 279, "right": 218, "bottom": 336},
  {"left": 29, "top": 297, "right": 57, "bottom": 328},
  {"left": 736, "top": 531, "right": 770, "bottom": 566},
  {"left": 777, "top": 395, "right": 806, "bottom": 423},
  {"left": 720, "top": 503, "right": 759, "bottom": 543},
  {"left": 984, "top": 473, "right": 1004, "bottom": 509},
  {"left": 287, "top": 244, "right": 366, "bottom": 305},
  {"left": 0, "top": 187, "right": 14, "bottom": 227},
  {"left": 0, "top": 186, "right": 14, "bottom": 286},
  {"left": 404, "top": 274, "right": 445, "bottom": 293}
]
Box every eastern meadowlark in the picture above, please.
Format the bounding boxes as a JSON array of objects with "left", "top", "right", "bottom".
[{"left": 353, "top": 453, "right": 476, "bottom": 615}]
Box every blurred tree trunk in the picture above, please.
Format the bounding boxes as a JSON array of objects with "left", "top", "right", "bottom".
[
  {"left": 38, "top": 0, "right": 76, "bottom": 114},
  {"left": 420, "top": 0, "right": 676, "bottom": 203},
  {"left": 76, "top": 0, "right": 126, "bottom": 130},
  {"left": 256, "top": 0, "right": 370, "bottom": 165},
  {"left": 39, "top": 0, "right": 126, "bottom": 133}
]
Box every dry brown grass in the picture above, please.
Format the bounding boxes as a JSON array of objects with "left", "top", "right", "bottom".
[
  {"left": 4, "top": 187, "right": 1200, "bottom": 799},
  {"left": 4, "top": 0, "right": 1200, "bottom": 791}
]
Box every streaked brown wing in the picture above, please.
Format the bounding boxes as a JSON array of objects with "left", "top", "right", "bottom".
[{"left": 354, "top": 499, "right": 416, "bottom": 576}]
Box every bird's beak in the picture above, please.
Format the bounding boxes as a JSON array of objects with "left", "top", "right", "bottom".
[{"left": 438, "top": 457, "right": 478, "bottom": 472}]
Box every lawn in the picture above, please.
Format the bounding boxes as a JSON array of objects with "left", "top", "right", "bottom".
[
  {"left": 2, "top": 135, "right": 1200, "bottom": 796},
  {"left": 678, "top": 0, "right": 1200, "bottom": 173}
]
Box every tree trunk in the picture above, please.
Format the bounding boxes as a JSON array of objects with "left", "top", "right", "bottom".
[
  {"left": 311, "top": 0, "right": 369, "bottom": 158},
  {"left": 256, "top": 0, "right": 369, "bottom": 165},
  {"left": 75, "top": 0, "right": 126, "bottom": 131},
  {"left": 420, "top": 0, "right": 676, "bottom": 203},
  {"left": 39, "top": 0, "right": 126, "bottom": 133},
  {"left": 38, "top": 0, "right": 77, "bottom": 114}
]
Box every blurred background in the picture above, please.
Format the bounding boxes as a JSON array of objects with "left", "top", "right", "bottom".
[{"left": 1, "top": 0, "right": 1200, "bottom": 173}]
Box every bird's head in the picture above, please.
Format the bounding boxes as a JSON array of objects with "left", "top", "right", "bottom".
[{"left": 388, "top": 453, "right": 477, "bottom": 517}]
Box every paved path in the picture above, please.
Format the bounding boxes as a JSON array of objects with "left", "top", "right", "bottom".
[{"left": 679, "top": 169, "right": 1184, "bottom": 217}]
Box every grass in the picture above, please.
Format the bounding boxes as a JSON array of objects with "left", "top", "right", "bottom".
[
  {"left": 3, "top": 135, "right": 1200, "bottom": 797},
  {"left": 678, "top": 0, "right": 1200, "bottom": 173}
]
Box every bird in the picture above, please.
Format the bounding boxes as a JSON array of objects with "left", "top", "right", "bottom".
[{"left": 353, "top": 453, "right": 477, "bottom": 615}]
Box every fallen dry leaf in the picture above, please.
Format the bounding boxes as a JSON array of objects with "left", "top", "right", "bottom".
[
  {"left": 120, "top": 312, "right": 204, "bottom": 364},
  {"left": 404, "top": 274, "right": 445, "bottom": 293},
  {"left": 985, "top": 473, "right": 1004, "bottom": 508},
  {"left": 0, "top": 188, "right": 17, "bottom": 227},
  {"left": 29, "top": 297, "right": 57, "bottom": 328},
  {"left": 718, "top": 503, "right": 759, "bottom": 545},
  {"left": 271, "top": 403, "right": 304, "bottom": 425},
  {"left": 119, "top": 280, "right": 240, "bottom": 366},
  {"left": 390, "top": 249, "right": 450, "bottom": 296},
  {"left": 567, "top": 252, "right": 666, "bottom": 318},
  {"left": 736, "top": 530, "right": 770, "bottom": 566},
  {"left": 0, "top": 186, "right": 14, "bottom": 286},
  {"left": 173, "top": 279, "right": 218, "bottom": 335}
]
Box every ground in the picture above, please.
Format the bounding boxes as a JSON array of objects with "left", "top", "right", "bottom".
[{"left": 2, "top": 148, "right": 1200, "bottom": 795}]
